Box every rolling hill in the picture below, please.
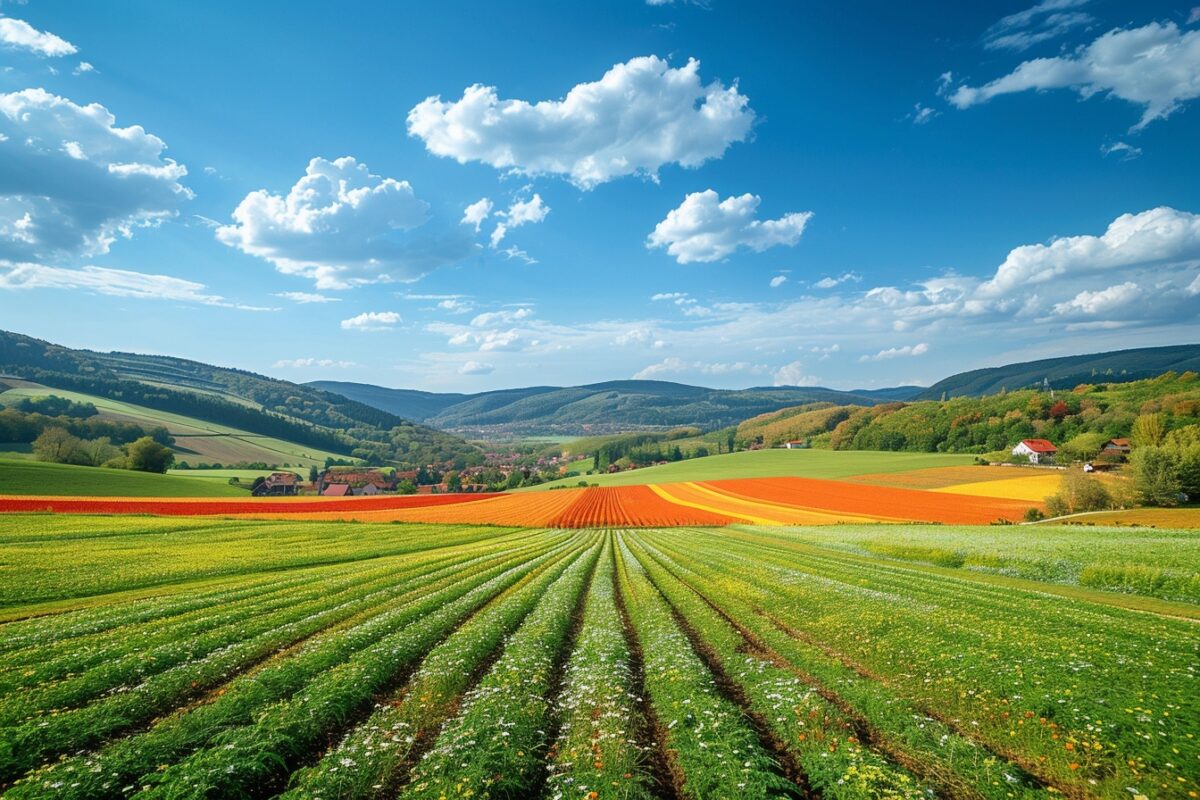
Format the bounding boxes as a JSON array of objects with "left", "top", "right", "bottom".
[
  {"left": 918, "top": 344, "right": 1200, "bottom": 399},
  {"left": 0, "top": 330, "right": 480, "bottom": 468},
  {"left": 310, "top": 379, "right": 925, "bottom": 435}
]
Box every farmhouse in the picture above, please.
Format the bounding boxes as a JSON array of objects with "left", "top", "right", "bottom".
[
  {"left": 784, "top": 440, "right": 807, "bottom": 450},
  {"left": 321, "top": 483, "right": 352, "bottom": 497},
  {"left": 1012, "top": 438, "right": 1057, "bottom": 464},
  {"left": 1099, "top": 438, "right": 1132, "bottom": 462},
  {"left": 252, "top": 472, "right": 298, "bottom": 496}
]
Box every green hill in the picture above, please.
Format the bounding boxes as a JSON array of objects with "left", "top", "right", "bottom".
[
  {"left": 919, "top": 345, "right": 1200, "bottom": 399},
  {"left": 740, "top": 371, "right": 1200, "bottom": 456},
  {"left": 310, "top": 378, "right": 920, "bottom": 436},
  {"left": 0, "top": 458, "right": 248, "bottom": 497},
  {"left": 0, "top": 330, "right": 480, "bottom": 469}
]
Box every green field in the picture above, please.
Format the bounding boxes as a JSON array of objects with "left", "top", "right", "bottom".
[
  {"left": 0, "top": 385, "right": 344, "bottom": 469},
  {"left": 0, "top": 515, "right": 1195, "bottom": 799},
  {"left": 527, "top": 447, "right": 977, "bottom": 490},
  {"left": 0, "top": 458, "right": 247, "bottom": 498}
]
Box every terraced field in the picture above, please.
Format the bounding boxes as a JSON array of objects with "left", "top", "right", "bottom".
[{"left": 0, "top": 516, "right": 1196, "bottom": 799}]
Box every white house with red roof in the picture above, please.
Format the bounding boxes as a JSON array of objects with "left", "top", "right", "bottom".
[{"left": 1012, "top": 438, "right": 1057, "bottom": 464}]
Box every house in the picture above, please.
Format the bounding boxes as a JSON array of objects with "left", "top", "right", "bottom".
[
  {"left": 252, "top": 472, "right": 298, "bottom": 496},
  {"left": 784, "top": 440, "right": 807, "bottom": 450},
  {"left": 1098, "top": 438, "right": 1131, "bottom": 462},
  {"left": 1012, "top": 439, "right": 1057, "bottom": 464},
  {"left": 354, "top": 483, "right": 380, "bottom": 496},
  {"left": 321, "top": 483, "right": 352, "bottom": 497}
]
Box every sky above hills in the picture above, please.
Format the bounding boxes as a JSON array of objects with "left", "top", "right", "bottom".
[{"left": 0, "top": 0, "right": 1198, "bottom": 392}]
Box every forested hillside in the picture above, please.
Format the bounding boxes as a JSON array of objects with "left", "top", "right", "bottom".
[
  {"left": 0, "top": 331, "right": 480, "bottom": 468},
  {"left": 739, "top": 372, "right": 1200, "bottom": 457},
  {"left": 918, "top": 344, "right": 1200, "bottom": 399}
]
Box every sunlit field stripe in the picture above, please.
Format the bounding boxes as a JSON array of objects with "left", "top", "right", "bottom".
[
  {"left": 281, "top": 534, "right": 595, "bottom": 798},
  {"left": 544, "top": 535, "right": 655, "bottom": 800},
  {"left": 400, "top": 537, "right": 602, "bottom": 798},
  {"left": 2, "top": 534, "right": 571, "bottom": 795},
  {"left": 626, "top": 534, "right": 931, "bottom": 799}
]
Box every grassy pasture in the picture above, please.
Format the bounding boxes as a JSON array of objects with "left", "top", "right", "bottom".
[
  {"left": 526, "top": 447, "right": 978, "bottom": 490},
  {"left": 0, "top": 458, "right": 247, "bottom": 499},
  {"left": 0, "top": 518, "right": 1194, "bottom": 799}
]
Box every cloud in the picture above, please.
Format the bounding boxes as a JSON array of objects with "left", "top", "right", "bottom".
[
  {"left": 1190, "top": 7, "right": 1200, "bottom": 25},
  {"left": 614, "top": 327, "right": 655, "bottom": 346},
  {"left": 500, "top": 245, "right": 538, "bottom": 264},
  {"left": 275, "top": 291, "right": 340, "bottom": 303},
  {"left": 647, "top": 190, "right": 812, "bottom": 264},
  {"left": 979, "top": 207, "right": 1200, "bottom": 296},
  {"left": 982, "top": 0, "right": 1093, "bottom": 51},
  {"left": 273, "top": 358, "right": 356, "bottom": 368},
  {"left": 470, "top": 307, "right": 533, "bottom": 327},
  {"left": 773, "top": 361, "right": 821, "bottom": 387},
  {"left": 769, "top": 274, "right": 787, "bottom": 288},
  {"left": 651, "top": 291, "right": 688, "bottom": 301},
  {"left": 814, "top": 272, "right": 861, "bottom": 289},
  {"left": 0, "top": 88, "right": 190, "bottom": 261},
  {"left": 633, "top": 357, "right": 768, "bottom": 380},
  {"left": 437, "top": 298, "right": 474, "bottom": 314},
  {"left": 909, "top": 103, "right": 938, "bottom": 124},
  {"left": 950, "top": 21, "right": 1200, "bottom": 130},
  {"left": 72, "top": 61, "right": 95, "bottom": 75},
  {"left": 490, "top": 193, "right": 551, "bottom": 248},
  {"left": 859, "top": 343, "right": 929, "bottom": 362},
  {"left": 0, "top": 17, "right": 76, "bottom": 56},
  {"left": 1052, "top": 281, "right": 1141, "bottom": 316},
  {"left": 458, "top": 360, "right": 494, "bottom": 375},
  {"left": 461, "top": 197, "right": 492, "bottom": 232},
  {"left": 407, "top": 56, "right": 754, "bottom": 189},
  {"left": 1100, "top": 141, "right": 1142, "bottom": 160},
  {"left": 0, "top": 261, "right": 271, "bottom": 310},
  {"left": 340, "top": 311, "right": 401, "bottom": 331},
  {"left": 216, "top": 156, "right": 475, "bottom": 289}
]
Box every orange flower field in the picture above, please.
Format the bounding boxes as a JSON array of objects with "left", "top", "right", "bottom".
[{"left": 0, "top": 474, "right": 1042, "bottom": 526}]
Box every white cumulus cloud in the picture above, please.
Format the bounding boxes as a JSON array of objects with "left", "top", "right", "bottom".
[
  {"left": 0, "top": 88, "right": 190, "bottom": 261},
  {"left": 340, "top": 311, "right": 401, "bottom": 331},
  {"left": 769, "top": 274, "right": 788, "bottom": 288},
  {"left": 859, "top": 343, "right": 930, "bottom": 362},
  {"left": 216, "top": 156, "right": 475, "bottom": 289},
  {"left": 773, "top": 361, "right": 822, "bottom": 387},
  {"left": 461, "top": 197, "right": 493, "bottom": 232},
  {"left": 979, "top": 206, "right": 1200, "bottom": 296},
  {"left": 951, "top": 21, "right": 1200, "bottom": 130},
  {"left": 0, "top": 17, "right": 76, "bottom": 57},
  {"left": 458, "top": 360, "right": 494, "bottom": 375},
  {"left": 407, "top": 56, "right": 754, "bottom": 189},
  {"left": 1052, "top": 281, "right": 1142, "bottom": 316},
  {"left": 647, "top": 190, "right": 812, "bottom": 264}
]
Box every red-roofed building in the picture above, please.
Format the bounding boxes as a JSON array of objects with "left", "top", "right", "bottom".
[
  {"left": 321, "top": 483, "right": 352, "bottom": 497},
  {"left": 1012, "top": 438, "right": 1057, "bottom": 464}
]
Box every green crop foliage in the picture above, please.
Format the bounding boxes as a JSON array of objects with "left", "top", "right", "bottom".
[{"left": 0, "top": 518, "right": 1195, "bottom": 799}]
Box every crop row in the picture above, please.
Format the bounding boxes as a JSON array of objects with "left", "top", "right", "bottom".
[
  {"left": 3, "top": 532, "right": 574, "bottom": 796},
  {"left": 281, "top": 533, "right": 601, "bottom": 798},
  {"left": 636, "top": 527, "right": 1199, "bottom": 799}
]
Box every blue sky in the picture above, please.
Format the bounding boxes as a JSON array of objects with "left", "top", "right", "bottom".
[{"left": 1, "top": 0, "right": 1198, "bottom": 392}]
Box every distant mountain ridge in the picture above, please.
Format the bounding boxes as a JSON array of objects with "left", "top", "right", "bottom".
[
  {"left": 310, "top": 379, "right": 927, "bottom": 435},
  {"left": 918, "top": 344, "right": 1200, "bottom": 400}
]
